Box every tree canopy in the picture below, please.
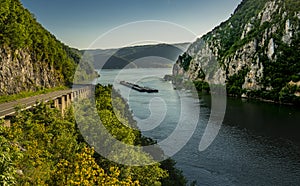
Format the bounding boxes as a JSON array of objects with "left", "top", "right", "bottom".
[{"left": 0, "top": 84, "right": 187, "bottom": 185}]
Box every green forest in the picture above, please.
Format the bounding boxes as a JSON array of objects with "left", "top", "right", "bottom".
[
  {"left": 0, "top": 0, "right": 96, "bottom": 86},
  {"left": 177, "top": 0, "right": 300, "bottom": 104},
  {"left": 0, "top": 84, "right": 186, "bottom": 185},
  {"left": 0, "top": 0, "right": 187, "bottom": 185}
]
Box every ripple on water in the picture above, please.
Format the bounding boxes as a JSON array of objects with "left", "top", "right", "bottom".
[{"left": 97, "top": 69, "right": 300, "bottom": 186}]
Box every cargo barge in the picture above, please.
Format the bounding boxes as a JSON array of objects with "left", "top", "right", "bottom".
[{"left": 120, "top": 81, "right": 158, "bottom": 93}]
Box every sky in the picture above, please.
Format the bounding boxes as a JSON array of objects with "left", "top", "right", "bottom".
[{"left": 20, "top": 0, "right": 242, "bottom": 49}]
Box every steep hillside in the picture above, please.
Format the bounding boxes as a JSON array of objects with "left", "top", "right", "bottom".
[
  {"left": 173, "top": 0, "right": 300, "bottom": 103},
  {"left": 0, "top": 0, "right": 94, "bottom": 95},
  {"left": 87, "top": 43, "right": 189, "bottom": 69}
]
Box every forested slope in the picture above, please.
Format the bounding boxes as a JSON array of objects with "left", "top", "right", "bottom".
[
  {"left": 0, "top": 84, "right": 186, "bottom": 185},
  {"left": 174, "top": 0, "right": 300, "bottom": 104},
  {"left": 0, "top": 0, "right": 94, "bottom": 95}
]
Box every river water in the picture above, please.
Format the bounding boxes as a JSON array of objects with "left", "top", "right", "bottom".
[{"left": 95, "top": 68, "right": 300, "bottom": 186}]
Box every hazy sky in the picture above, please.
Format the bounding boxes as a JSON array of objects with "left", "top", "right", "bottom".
[{"left": 20, "top": 0, "right": 241, "bottom": 49}]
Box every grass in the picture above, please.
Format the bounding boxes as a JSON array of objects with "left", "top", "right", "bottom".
[{"left": 0, "top": 86, "right": 68, "bottom": 104}]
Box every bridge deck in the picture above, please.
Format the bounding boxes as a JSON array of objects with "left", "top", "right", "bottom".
[{"left": 0, "top": 86, "right": 92, "bottom": 119}]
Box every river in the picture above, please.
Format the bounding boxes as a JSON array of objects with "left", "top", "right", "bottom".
[{"left": 95, "top": 68, "right": 300, "bottom": 186}]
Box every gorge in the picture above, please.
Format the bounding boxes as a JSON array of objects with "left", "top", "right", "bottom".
[{"left": 1, "top": 0, "right": 300, "bottom": 185}]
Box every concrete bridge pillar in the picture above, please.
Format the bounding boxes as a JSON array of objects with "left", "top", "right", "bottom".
[
  {"left": 86, "top": 88, "right": 89, "bottom": 97},
  {"left": 71, "top": 92, "right": 75, "bottom": 102},
  {"left": 54, "top": 99, "right": 59, "bottom": 109},
  {"left": 73, "top": 92, "right": 77, "bottom": 101},
  {"left": 65, "top": 94, "right": 71, "bottom": 107},
  {"left": 83, "top": 89, "right": 87, "bottom": 98},
  {"left": 76, "top": 90, "right": 79, "bottom": 99},
  {"left": 80, "top": 89, "right": 83, "bottom": 98},
  {"left": 77, "top": 90, "right": 80, "bottom": 98},
  {"left": 73, "top": 91, "right": 76, "bottom": 100},
  {"left": 69, "top": 94, "right": 73, "bottom": 106},
  {"left": 58, "top": 96, "right": 66, "bottom": 114}
]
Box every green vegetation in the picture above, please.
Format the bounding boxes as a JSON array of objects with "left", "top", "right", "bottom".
[
  {"left": 222, "top": 0, "right": 300, "bottom": 102},
  {"left": 260, "top": 32, "right": 300, "bottom": 102},
  {"left": 285, "top": 0, "right": 300, "bottom": 12},
  {"left": 77, "top": 84, "right": 187, "bottom": 185},
  {"left": 0, "top": 84, "right": 186, "bottom": 185},
  {"left": 0, "top": 86, "right": 67, "bottom": 104},
  {"left": 226, "top": 68, "right": 249, "bottom": 96},
  {"left": 206, "top": 0, "right": 268, "bottom": 58},
  {"left": 179, "top": 52, "right": 192, "bottom": 71},
  {"left": 279, "top": 84, "right": 300, "bottom": 104},
  {"left": 0, "top": 0, "right": 96, "bottom": 87},
  {"left": 193, "top": 80, "right": 210, "bottom": 93},
  {"left": 180, "top": 0, "right": 300, "bottom": 104},
  {"left": 0, "top": 132, "right": 21, "bottom": 185}
]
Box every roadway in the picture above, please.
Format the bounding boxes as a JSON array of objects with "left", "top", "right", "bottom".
[{"left": 0, "top": 89, "right": 74, "bottom": 119}]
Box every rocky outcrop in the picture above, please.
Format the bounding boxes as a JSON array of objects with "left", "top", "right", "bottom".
[
  {"left": 0, "top": 46, "right": 63, "bottom": 95},
  {"left": 173, "top": 0, "right": 300, "bottom": 101}
]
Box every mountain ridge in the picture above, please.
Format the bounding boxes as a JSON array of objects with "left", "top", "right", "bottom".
[
  {"left": 85, "top": 42, "right": 190, "bottom": 69},
  {"left": 173, "top": 0, "right": 300, "bottom": 104}
]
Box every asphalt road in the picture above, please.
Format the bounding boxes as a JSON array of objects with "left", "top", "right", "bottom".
[{"left": 0, "top": 89, "right": 73, "bottom": 119}]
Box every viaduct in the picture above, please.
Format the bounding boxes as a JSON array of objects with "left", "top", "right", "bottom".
[{"left": 0, "top": 85, "right": 94, "bottom": 127}]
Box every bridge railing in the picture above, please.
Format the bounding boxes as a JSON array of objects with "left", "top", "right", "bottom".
[{"left": 0, "top": 85, "right": 94, "bottom": 120}]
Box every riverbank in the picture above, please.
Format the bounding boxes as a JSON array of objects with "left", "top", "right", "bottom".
[
  {"left": 97, "top": 68, "right": 300, "bottom": 185},
  {"left": 0, "top": 83, "right": 187, "bottom": 185},
  {"left": 164, "top": 74, "right": 300, "bottom": 106}
]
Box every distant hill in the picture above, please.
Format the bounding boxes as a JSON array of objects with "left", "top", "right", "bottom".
[{"left": 84, "top": 43, "right": 190, "bottom": 69}]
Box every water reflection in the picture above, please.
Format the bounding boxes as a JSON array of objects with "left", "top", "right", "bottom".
[{"left": 97, "top": 68, "right": 300, "bottom": 185}]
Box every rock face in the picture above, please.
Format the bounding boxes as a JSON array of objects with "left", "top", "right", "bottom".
[
  {"left": 0, "top": 0, "right": 89, "bottom": 96},
  {"left": 173, "top": 0, "right": 300, "bottom": 102},
  {"left": 0, "top": 46, "right": 63, "bottom": 95}
]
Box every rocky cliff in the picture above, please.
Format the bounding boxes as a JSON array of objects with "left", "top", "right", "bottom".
[
  {"left": 0, "top": 46, "right": 63, "bottom": 95},
  {"left": 0, "top": 0, "right": 94, "bottom": 96},
  {"left": 173, "top": 0, "right": 300, "bottom": 103}
]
